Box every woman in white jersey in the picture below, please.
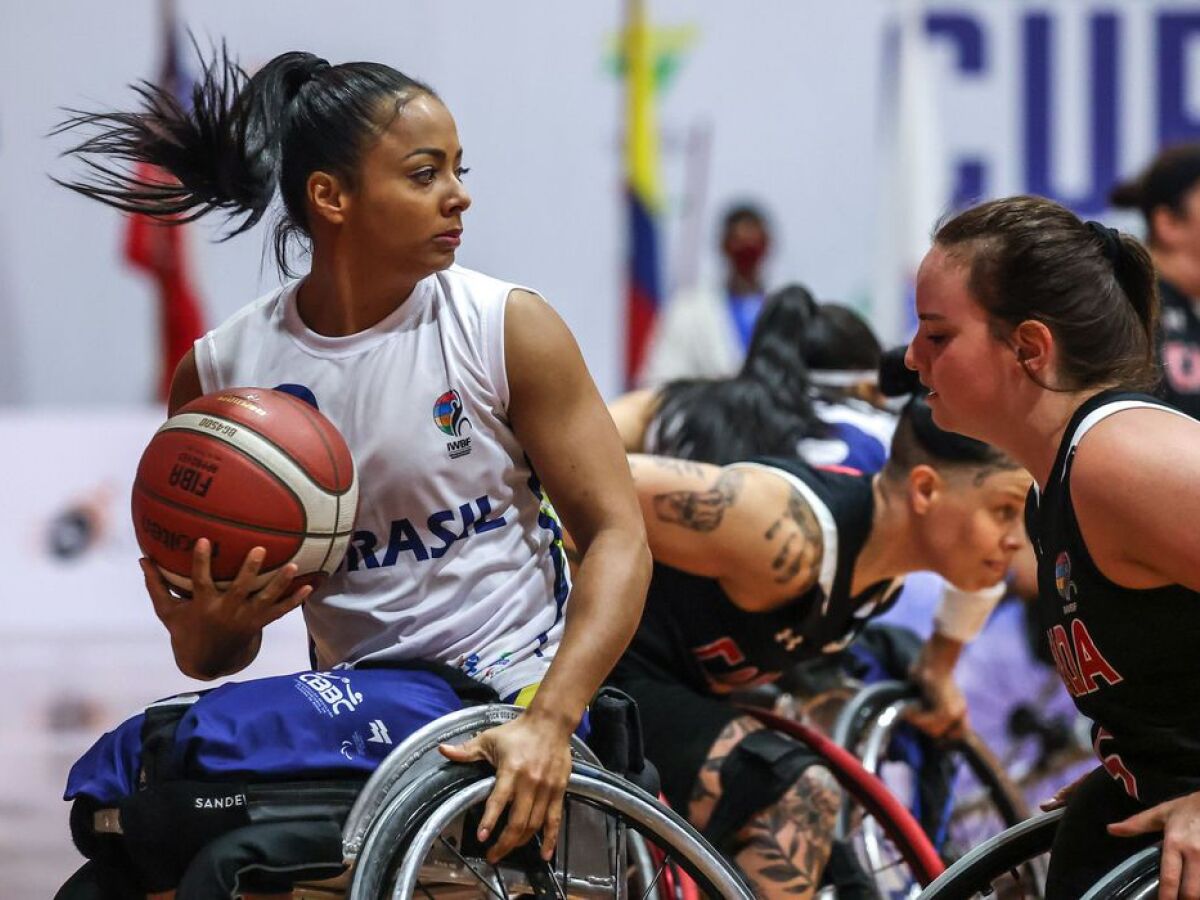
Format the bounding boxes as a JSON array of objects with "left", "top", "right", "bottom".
[
  {"left": 906, "top": 195, "right": 1200, "bottom": 898},
  {"left": 55, "top": 47, "right": 651, "bottom": 892}
]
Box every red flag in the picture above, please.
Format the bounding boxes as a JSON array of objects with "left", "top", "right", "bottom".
[
  {"left": 124, "top": 0, "right": 205, "bottom": 402},
  {"left": 124, "top": 179, "right": 205, "bottom": 401}
]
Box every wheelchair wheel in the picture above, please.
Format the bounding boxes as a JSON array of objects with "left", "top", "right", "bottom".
[
  {"left": 347, "top": 761, "right": 753, "bottom": 899},
  {"left": 1080, "top": 846, "right": 1161, "bottom": 900},
  {"left": 740, "top": 706, "right": 946, "bottom": 896},
  {"left": 834, "top": 682, "right": 1030, "bottom": 854},
  {"left": 917, "top": 809, "right": 1061, "bottom": 899}
]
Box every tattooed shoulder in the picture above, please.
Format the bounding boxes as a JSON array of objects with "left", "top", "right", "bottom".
[
  {"left": 630, "top": 455, "right": 710, "bottom": 482},
  {"left": 652, "top": 467, "right": 745, "bottom": 532},
  {"left": 762, "top": 486, "right": 824, "bottom": 589}
]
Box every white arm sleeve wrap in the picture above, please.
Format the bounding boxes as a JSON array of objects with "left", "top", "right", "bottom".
[{"left": 933, "top": 581, "right": 1007, "bottom": 643}]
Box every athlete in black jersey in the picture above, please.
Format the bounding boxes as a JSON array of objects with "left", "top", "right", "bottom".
[
  {"left": 908, "top": 194, "right": 1200, "bottom": 899},
  {"left": 1112, "top": 144, "right": 1200, "bottom": 419},
  {"left": 608, "top": 398, "right": 1030, "bottom": 900},
  {"left": 1155, "top": 278, "right": 1200, "bottom": 416}
]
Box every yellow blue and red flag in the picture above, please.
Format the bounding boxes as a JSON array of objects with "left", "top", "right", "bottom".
[{"left": 623, "top": 0, "right": 663, "bottom": 386}]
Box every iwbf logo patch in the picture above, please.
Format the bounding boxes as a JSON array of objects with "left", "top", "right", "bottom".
[{"left": 434, "top": 389, "right": 473, "bottom": 459}]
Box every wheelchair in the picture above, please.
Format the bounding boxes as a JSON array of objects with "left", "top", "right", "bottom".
[
  {"left": 915, "top": 808, "right": 1163, "bottom": 899},
  {"left": 64, "top": 701, "right": 754, "bottom": 899},
  {"left": 745, "top": 670, "right": 1030, "bottom": 898},
  {"left": 337, "top": 703, "right": 753, "bottom": 898},
  {"left": 62, "top": 669, "right": 1027, "bottom": 899},
  {"left": 322, "top": 674, "right": 1024, "bottom": 900},
  {"left": 830, "top": 681, "right": 1032, "bottom": 896}
]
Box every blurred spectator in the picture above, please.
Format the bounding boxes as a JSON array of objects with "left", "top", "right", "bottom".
[
  {"left": 1111, "top": 145, "right": 1200, "bottom": 418},
  {"left": 639, "top": 203, "right": 772, "bottom": 385}
]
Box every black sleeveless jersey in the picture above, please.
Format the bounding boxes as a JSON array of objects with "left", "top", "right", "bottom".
[
  {"left": 1157, "top": 278, "right": 1200, "bottom": 419},
  {"left": 1025, "top": 390, "right": 1200, "bottom": 805},
  {"left": 626, "top": 458, "right": 903, "bottom": 696}
]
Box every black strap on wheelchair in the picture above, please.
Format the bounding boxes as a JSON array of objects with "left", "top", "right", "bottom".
[
  {"left": 703, "top": 727, "right": 821, "bottom": 851},
  {"left": 588, "top": 686, "right": 645, "bottom": 773},
  {"left": 120, "top": 780, "right": 255, "bottom": 892},
  {"left": 122, "top": 695, "right": 253, "bottom": 891},
  {"left": 137, "top": 696, "right": 195, "bottom": 786}
]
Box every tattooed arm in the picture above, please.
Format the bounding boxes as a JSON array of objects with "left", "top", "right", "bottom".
[{"left": 628, "top": 455, "right": 826, "bottom": 611}]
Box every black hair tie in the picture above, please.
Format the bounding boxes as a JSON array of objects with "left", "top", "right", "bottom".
[
  {"left": 303, "top": 59, "right": 332, "bottom": 82},
  {"left": 1085, "top": 220, "right": 1124, "bottom": 274},
  {"left": 286, "top": 58, "right": 331, "bottom": 104}
]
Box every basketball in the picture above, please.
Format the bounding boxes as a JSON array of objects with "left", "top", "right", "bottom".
[{"left": 131, "top": 387, "right": 359, "bottom": 594}]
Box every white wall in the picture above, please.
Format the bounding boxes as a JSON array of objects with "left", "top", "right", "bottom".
[{"left": 4, "top": 1, "right": 1193, "bottom": 407}]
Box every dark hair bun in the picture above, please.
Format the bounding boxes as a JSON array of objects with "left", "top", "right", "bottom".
[
  {"left": 877, "top": 346, "right": 1002, "bottom": 465},
  {"left": 1108, "top": 178, "right": 1145, "bottom": 209},
  {"left": 878, "top": 345, "right": 924, "bottom": 397}
]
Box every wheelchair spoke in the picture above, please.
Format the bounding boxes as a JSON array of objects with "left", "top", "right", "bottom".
[
  {"left": 433, "top": 834, "right": 507, "bottom": 900},
  {"left": 564, "top": 796, "right": 571, "bottom": 891},
  {"left": 490, "top": 859, "right": 508, "bottom": 897},
  {"left": 638, "top": 854, "right": 669, "bottom": 900},
  {"left": 533, "top": 835, "right": 568, "bottom": 900},
  {"left": 373, "top": 767, "right": 753, "bottom": 899}
]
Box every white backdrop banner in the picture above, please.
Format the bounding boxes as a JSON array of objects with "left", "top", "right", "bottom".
[
  {"left": 3, "top": 1, "right": 1199, "bottom": 403},
  {"left": 0, "top": 409, "right": 310, "bottom": 895}
]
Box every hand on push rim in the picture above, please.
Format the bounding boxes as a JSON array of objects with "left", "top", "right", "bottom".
[{"left": 438, "top": 714, "right": 574, "bottom": 864}]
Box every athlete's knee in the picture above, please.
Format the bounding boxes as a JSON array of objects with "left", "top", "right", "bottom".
[
  {"left": 735, "top": 765, "right": 839, "bottom": 900},
  {"left": 702, "top": 726, "right": 831, "bottom": 849},
  {"left": 769, "top": 765, "right": 840, "bottom": 837},
  {"left": 790, "top": 766, "right": 839, "bottom": 814},
  {"left": 687, "top": 716, "right": 763, "bottom": 833}
]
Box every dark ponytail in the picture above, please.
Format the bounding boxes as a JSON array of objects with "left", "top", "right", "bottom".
[
  {"left": 1109, "top": 143, "right": 1200, "bottom": 247},
  {"left": 53, "top": 43, "right": 435, "bottom": 274},
  {"left": 52, "top": 42, "right": 274, "bottom": 233},
  {"left": 1087, "top": 223, "right": 1158, "bottom": 358},
  {"left": 649, "top": 284, "right": 827, "bottom": 465}
]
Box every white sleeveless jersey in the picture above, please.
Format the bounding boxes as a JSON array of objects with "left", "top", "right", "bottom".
[{"left": 194, "top": 265, "right": 570, "bottom": 698}]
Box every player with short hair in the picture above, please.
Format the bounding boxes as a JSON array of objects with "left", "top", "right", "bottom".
[{"left": 608, "top": 395, "right": 1031, "bottom": 899}]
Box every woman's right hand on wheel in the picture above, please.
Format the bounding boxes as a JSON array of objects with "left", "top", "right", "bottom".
[
  {"left": 141, "top": 538, "right": 311, "bottom": 678},
  {"left": 438, "top": 712, "right": 574, "bottom": 864}
]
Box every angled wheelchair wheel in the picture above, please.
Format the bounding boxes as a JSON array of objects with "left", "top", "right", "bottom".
[
  {"left": 1080, "top": 845, "right": 1161, "bottom": 900},
  {"left": 833, "top": 681, "right": 1031, "bottom": 881},
  {"left": 741, "top": 706, "right": 946, "bottom": 898},
  {"left": 342, "top": 705, "right": 602, "bottom": 862},
  {"left": 347, "top": 761, "right": 753, "bottom": 899},
  {"left": 916, "top": 809, "right": 1061, "bottom": 899}
]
